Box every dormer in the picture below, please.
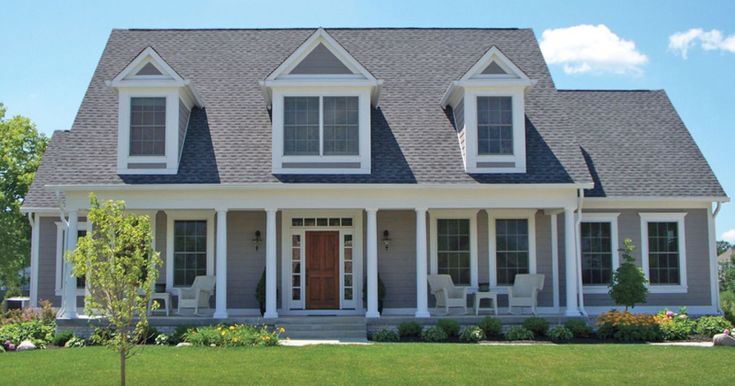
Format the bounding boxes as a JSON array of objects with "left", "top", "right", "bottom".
[
  {"left": 108, "top": 47, "right": 203, "bottom": 175},
  {"left": 261, "top": 29, "right": 382, "bottom": 174},
  {"left": 441, "top": 47, "right": 536, "bottom": 174}
]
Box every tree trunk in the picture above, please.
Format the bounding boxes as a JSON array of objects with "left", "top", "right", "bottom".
[{"left": 120, "top": 349, "right": 126, "bottom": 386}]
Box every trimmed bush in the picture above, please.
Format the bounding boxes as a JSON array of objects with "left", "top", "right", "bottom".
[
  {"left": 89, "top": 326, "right": 116, "bottom": 346},
  {"left": 421, "top": 326, "right": 449, "bottom": 342},
  {"left": 52, "top": 330, "right": 74, "bottom": 347},
  {"left": 0, "top": 320, "right": 55, "bottom": 346},
  {"left": 183, "top": 324, "right": 281, "bottom": 347},
  {"left": 479, "top": 316, "right": 502, "bottom": 338},
  {"left": 721, "top": 290, "right": 735, "bottom": 325},
  {"left": 436, "top": 319, "right": 460, "bottom": 337},
  {"left": 397, "top": 321, "right": 422, "bottom": 338},
  {"left": 505, "top": 326, "right": 534, "bottom": 341},
  {"left": 372, "top": 328, "right": 399, "bottom": 342},
  {"left": 694, "top": 316, "right": 734, "bottom": 337},
  {"left": 596, "top": 311, "right": 662, "bottom": 342},
  {"left": 522, "top": 317, "right": 549, "bottom": 337},
  {"left": 548, "top": 326, "right": 573, "bottom": 342},
  {"left": 171, "top": 325, "right": 194, "bottom": 344},
  {"left": 564, "top": 319, "right": 594, "bottom": 338},
  {"left": 64, "top": 336, "right": 86, "bottom": 348},
  {"left": 459, "top": 326, "right": 486, "bottom": 343}
]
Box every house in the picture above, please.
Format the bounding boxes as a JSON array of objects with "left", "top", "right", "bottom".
[
  {"left": 21, "top": 28, "right": 727, "bottom": 326},
  {"left": 718, "top": 248, "right": 733, "bottom": 265}
]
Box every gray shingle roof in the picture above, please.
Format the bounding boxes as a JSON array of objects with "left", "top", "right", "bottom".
[
  {"left": 560, "top": 90, "right": 725, "bottom": 198},
  {"left": 23, "top": 28, "right": 725, "bottom": 208}
]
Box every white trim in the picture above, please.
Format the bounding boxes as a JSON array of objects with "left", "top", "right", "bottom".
[
  {"left": 29, "top": 213, "right": 40, "bottom": 307},
  {"left": 165, "top": 211, "right": 215, "bottom": 290},
  {"left": 487, "top": 209, "right": 537, "bottom": 290},
  {"left": 708, "top": 204, "right": 721, "bottom": 313},
  {"left": 579, "top": 213, "right": 620, "bottom": 294},
  {"left": 639, "top": 212, "right": 688, "bottom": 294},
  {"left": 55, "top": 221, "right": 89, "bottom": 297},
  {"left": 429, "top": 209, "right": 479, "bottom": 291},
  {"left": 549, "top": 213, "right": 560, "bottom": 312},
  {"left": 583, "top": 198, "right": 719, "bottom": 209}
]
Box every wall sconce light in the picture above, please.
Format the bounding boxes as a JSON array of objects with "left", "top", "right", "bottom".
[
  {"left": 382, "top": 230, "right": 392, "bottom": 250},
  {"left": 252, "top": 230, "right": 262, "bottom": 251}
]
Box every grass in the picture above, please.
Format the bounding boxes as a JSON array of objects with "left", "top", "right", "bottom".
[{"left": 1, "top": 344, "right": 734, "bottom": 385}]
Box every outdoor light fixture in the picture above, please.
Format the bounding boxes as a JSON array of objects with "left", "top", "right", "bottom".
[
  {"left": 382, "top": 230, "right": 392, "bottom": 250},
  {"left": 253, "top": 230, "right": 262, "bottom": 250}
]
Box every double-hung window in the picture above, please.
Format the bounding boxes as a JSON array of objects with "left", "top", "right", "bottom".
[
  {"left": 130, "top": 97, "right": 166, "bottom": 156},
  {"left": 173, "top": 220, "right": 207, "bottom": 287},
  {"left": 640, "top": 213, "right": 687, "bottom": 293},
  {"left": 283, "top": 96, "right": 359, "bottom": 156},
  {"left": 495, "top": 219, "right": 529, "bottom": 285},
  {"left": 580, "top": 222, "right": 613, "bottom": 285},
  {"left": 477, "top": 96, "right": 513, "bottom": 155},
  {"left": 437, "top": 219, "right": 471, "bottom": 285}
]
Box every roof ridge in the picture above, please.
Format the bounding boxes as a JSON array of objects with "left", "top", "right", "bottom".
[
  {"left": 558, "top": 89, "right": 663, "bottom": 93},
  {"left": 120, "top": 27, "right": 525, "bottom": 32}
]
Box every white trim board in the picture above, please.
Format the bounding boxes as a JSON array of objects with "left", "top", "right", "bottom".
[{"left": 639, "top": 212, "right": 688, "bottom": 294}]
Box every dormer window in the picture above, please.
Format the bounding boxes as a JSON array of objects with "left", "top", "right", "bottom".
[
  {"left": 130, "top": 97, "right": 166, "bottom": 156},
  {"left": 477, "top": 96, "right": 513, "bottom": 155},
  {"left": 261, "top": 29, "right": 382, "bottom": 175}
]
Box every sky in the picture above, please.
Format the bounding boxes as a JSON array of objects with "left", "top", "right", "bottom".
[{"left": 2, "top": 0, "right": 735, "bottom": 240}]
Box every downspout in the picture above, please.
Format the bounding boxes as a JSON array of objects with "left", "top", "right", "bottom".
[
  {"left": 575, "top": 188, "right": 587, "bottom": 316},
  {"left": 712, "top": 202, "right": 723, "bottom": 313}
]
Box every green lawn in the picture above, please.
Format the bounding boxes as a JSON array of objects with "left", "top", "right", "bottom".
[{"left": 1, "top": 344, "right": 733, "bottom": 385}]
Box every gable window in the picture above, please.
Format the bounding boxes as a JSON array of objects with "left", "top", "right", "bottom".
[
  {"left": 640, "top": 213, "right": 687, "bottom": 293},
  {"left": 477, "top": 96, "right": 513, "bottom": 155},
  {"left": 130, "top": 97, "right": 166, "bottom": 156},
  {"left": 437, "top": 219, "right": 471, "bottom": 285},
  {"left": 495, "top": 219, "right": 529, "bottom": 285},
  {"left": 283, "top": 96, "right": 359, "bottom": 156},
  {"left": 173, "top": 220, "right": 207, "bottom": 287}
]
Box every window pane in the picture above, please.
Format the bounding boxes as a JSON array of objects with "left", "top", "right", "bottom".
[
  {"left": 323, "top": 96, "right": 359, "bottom": 155},
  {"left": 130, "top": 97, "right": 166, "bottom": 156},
  {"left": 496, "top": 219, "right": 529, "bottom": 285},
  {"left": 284, "top": 96, "right": 319, "bottom": 155},
  {"left": 581, "top": 222, "right": 613, "bottom": 285},
  {"left": 648, "top": 222, "right": 680, "bottom": 285},
  {"left": 477, "top": 96, "right": 513, "bottom": 155},
  {"left": 437, "top": 219, "right": 471, "bottom": 285},
  {"left": 173, "top": 220, "right": 207, "bottom": 286}
]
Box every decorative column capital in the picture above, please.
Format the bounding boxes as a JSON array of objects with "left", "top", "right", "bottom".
[{"left": 365, "top": 208, "right": 379, "bottom": 214}]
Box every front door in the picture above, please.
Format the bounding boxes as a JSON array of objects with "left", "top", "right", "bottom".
[{"left": 306, "top": 231, "right": 340, "bottom": 309}]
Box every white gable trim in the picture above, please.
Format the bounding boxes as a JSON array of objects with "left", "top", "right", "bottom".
[{"left": 461, "top": 46, "right": 531, "bottom": 82}]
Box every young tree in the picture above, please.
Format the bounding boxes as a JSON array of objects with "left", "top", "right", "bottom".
[
  {"left": 608, "top": 239, "right": 648, "bottom": 311},
  {"left": 0, "top": 103, "right": 47, "bottom": 294},
  {"left": 68, "top": 194, "right": 161, "bottom": 386},
  {"left": 717, "top": 240, "right": 732, "bottom": 256}
]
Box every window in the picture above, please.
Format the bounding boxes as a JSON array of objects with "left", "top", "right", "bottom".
[
  {"left": 495, "top": 219, "right": 529, "bottom": 285},
  {"left": 580, "top": 222, "right": 612, "bottom": 285},
  {"left": 647, "top": 222, "right": 681, "bottom": 285},
  {"left": 291, "top": 235, "right": 302, "bottom": 301},
  {"left": 343, "top": 234, "right": 354, "bottom": 300},
  {"left": 477, "top": 96, "right": 513, "bottom": 155},
  {"left": 437, "top": 219, "right": 471, "bottom": 285},
  {"left": 173, "top": 220, "right": 207, "bottom": 286},
  {"left": 283, "top": 96, "right": 359, "bottom": 156},
  {"left": 130, "top": 97, "right": 166, "bottom": 156}
]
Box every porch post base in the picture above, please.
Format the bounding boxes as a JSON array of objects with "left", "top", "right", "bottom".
[
  {"left": 564, "top": 309, "right": 581, "bottom": 317},
  {"left": 414, "top": 310, "right": 430, "bottom": 318},
  {"left": 263, "top": 311, "right": 279, "bottom": 319},
  {"left": 213, "top": 311, "right": 229, "bottom": 319},
  {"left": 365, "top": 311, "right": 380, "bottom": 318}
]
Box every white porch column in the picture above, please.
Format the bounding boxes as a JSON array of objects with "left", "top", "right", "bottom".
[
  {"left": 59, "top": 210, "right": 78, "bottom": 319},
  {"left": 564, "top": 207, "right": 580, "bottom": 316},
  {"left": 550, "top": 212, "right": 560, "bottom": 312},
  {"left": 415, "top": 208, "right": 430, "bottom": 318},
  {"left": 366, "top": 208, "right": 380, "bottom": 318},
  {"left": 29, "top": 213, "right": 40, "bottom": 308},
  {"left": 264, "top": 208, "right": 278, "bottom": 319},
  {"left": 214, "top": 209, "right": 228, "bottom": 319}
]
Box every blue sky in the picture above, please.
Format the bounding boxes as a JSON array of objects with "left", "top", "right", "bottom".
[{"left": 2, "top": 0, "right": 735, "bottom": 238}]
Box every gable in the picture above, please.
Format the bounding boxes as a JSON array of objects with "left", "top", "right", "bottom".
[
  {"left": 481, "top": 61, "right": 509, "bottom": 75},
  {"left": 289, "top": 43, "right": 354, "bottom": 75},
  {"left": 136, "top": 62, "right": 163, "bottom": 76}
]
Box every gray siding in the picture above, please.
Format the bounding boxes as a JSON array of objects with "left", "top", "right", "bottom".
[
  {"left": 289, "top": 43, "right": 353, "bottom": 75},
  {"left": 453, "top": 98, "right": 466, "bottom": 162},
  {"left": 535, "top": 211, "right": 554, "bottom": 307},
  {"left": 155, "top": 211, "right": 166, "bottom": 284},
  {"left": 226, "top": 211, "right": 266, "bottom": 309},
  {"left": 37, "top": 217, "right": 60, "bottom": 306},
  {"left": 377, "top": 210, "right": 417, "bottom": 308},
  {"left": 178, "top": 99, "right": 190, "bottom": 158}
]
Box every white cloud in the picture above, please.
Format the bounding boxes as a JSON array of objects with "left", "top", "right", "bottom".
[
  {"left": 721, "top": 229, "right": 735, "bottom": 244},
  {"left": 669, "top": 28, "right": 735, "bottom": 58},
  {"left": 539, "top": 24, "right": 648, "bottom": 75}
]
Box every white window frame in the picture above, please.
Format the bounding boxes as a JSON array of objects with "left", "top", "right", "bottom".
[
  {"left": 580, "top": 213, "right": 620, "bottom": 294},
  {"left": 165, "top": 211, "right": 215, "bottom": 290},
  {"left": 271, "top": 88, "right": 372, "bottom": 174},
  {"left": 429, "top": 209, "right": 479, "bottom": 291},
  {"left": 488, "top": 209, "right": 537, "bottom": 291},
  {"left": 55, "top": 221, "right": 89, "bottom": 296},
  {"left": 639, "top": 212, "right": 688, "bottom": 293}
]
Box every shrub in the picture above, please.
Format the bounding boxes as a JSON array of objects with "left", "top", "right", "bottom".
[
  {"left": 171, "top": 325, "right": 194, "bottom": 344},
  {"left": 522, "top": 317, "right": 549, "bottom": 337},
  {"left": 548, "top": 326, "right": 573, "bottom": 342},
  {"left": 184, "top": 324, "right": 281, "bottom": 347},
  {"left": 505, "top": 326, "right": 534, "bottom": 341},
  {"left": 154, "top": 333, "right": 171, "bottom": 346},
  {"left": 52, "top": 330, "right": 75, "bottom": 347},
  {"left": 478, "top": 316, "right": 502, "bottom": 338},
  {"left": 397, "top": 321, "right": 422, "bottom": 338},
  {"left": 654, "top": 309, "right": 694, "bottom": 341},
  {"left": 64, "top": 336, "right": 86, "bottom": 348},
  {"left": 0, "top": 319, "right": 55, "bottom": 346},
  {"left": 140, "top": 325, "right": 160, "bottom": 345},
  {"left": 596, "top": 311, "right": 662, "bottom": 342},
  {"left": 89, "top": 326, "right": 116, "bottom": 346},
  {"left": 721, "top": 290, "right": 735, "bottom": 325},
  {"left": 372, "top": 328, "right": 399, "bottom": 342},
  {"left": 421, "top": 326, "right": 449, "bottom": 342},
  {"left": 459, "top": 326, "right": 486, "bottom": 343},
  {"left": 0, "top": 300, "right": 55, "bottom": 326},
  {"left": 694, "top": 316, "right": 734, "bottom": 337},
  {"left": 436, "top": 319, "right": 460, "bottom": 337},
  {"left": 564, "top": 319, "right": 594, "bottom": 338}
]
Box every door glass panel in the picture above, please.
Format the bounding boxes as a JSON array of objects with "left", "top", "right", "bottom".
[
  {"left": 291, "top": 234, "right": 302, "bottom": 302},
  {"left": 343, "top": 233, "right": 353, "bottom": 303}
]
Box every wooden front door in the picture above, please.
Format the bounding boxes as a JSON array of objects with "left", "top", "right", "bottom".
[{"left": 306, "top": 231, "right": 340, "bottom": 309}]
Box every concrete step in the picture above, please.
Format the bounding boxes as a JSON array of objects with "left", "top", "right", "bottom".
[
  {"left": 275, "top": 316, "right": 368, "bottom": 340},
  {"left": 278, "top": 323, "right": 366, "bottom": 332},
  {"left": 284, "top": 330, "right": 367, "bottom": 339}
]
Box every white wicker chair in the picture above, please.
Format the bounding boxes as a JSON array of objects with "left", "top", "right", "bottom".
[
  {"left": 508, "top": 274, "right": 545, "bottom": 315},
  {"left": 428, "top": 274, "right": 468, "bottom": 315},
  {"left": 175, "top": 275, "right": 215, "bottom": 315}
]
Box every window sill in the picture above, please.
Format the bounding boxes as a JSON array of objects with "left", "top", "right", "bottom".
[
  {"left": 647, "top": 285, "right": 688, "bottom": 294},
  {"left": 55, "top": 289, "right": 86, "bottom": 297},
  {"left": 582, "top": 285, "right": 610, "bottom": 294}
]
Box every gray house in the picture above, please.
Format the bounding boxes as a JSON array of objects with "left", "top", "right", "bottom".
[{"left": 22, "top": 28, "right": 727, "bottom": 325}]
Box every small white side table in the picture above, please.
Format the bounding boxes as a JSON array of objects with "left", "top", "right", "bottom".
[
  {"left": 474, "top": 291, "right": 498, "bottom": 315},
  {"left": 149, "top": 293, "right": 171, "bottom": 316}
]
